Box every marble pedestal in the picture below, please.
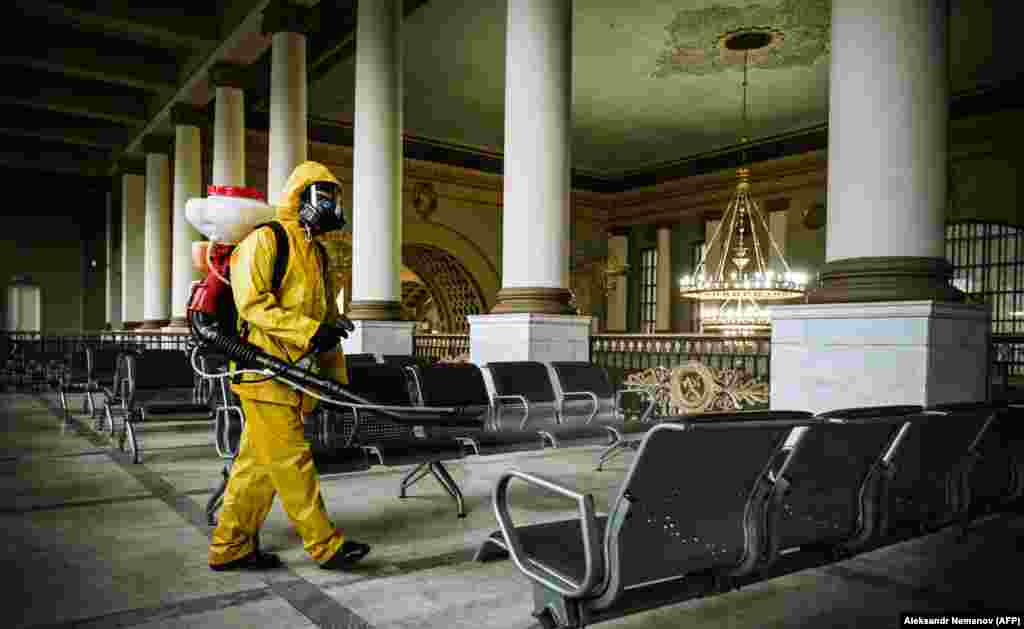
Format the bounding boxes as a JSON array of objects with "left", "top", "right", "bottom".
[
  {"left": 341, "top": 320, "right": 416, "bottom": 359},
  {"left": 770, "top": 301, "right": 990, "bottom": 414},
  {"left": 468, "top": 314, "right": 592, "bottom": 365}
]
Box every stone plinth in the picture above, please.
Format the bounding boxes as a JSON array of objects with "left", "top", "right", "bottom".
[
  {"left": 770, "top": 301, "right": 990, "bottom": 414},
  {"left": 468, "top": 314, "right": 592, "bottom": 365},
  {"left": 340, "top": 320, "right": 415, "bottom": 359}
]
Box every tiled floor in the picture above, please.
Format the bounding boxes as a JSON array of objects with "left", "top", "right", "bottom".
[{"left": 1, "top": 392, "right": 1020, "bottom": 629}]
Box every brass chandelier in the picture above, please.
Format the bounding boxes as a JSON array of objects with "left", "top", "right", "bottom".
[{"left": 679, "top": 35, "right": 807, "bottom": 335}]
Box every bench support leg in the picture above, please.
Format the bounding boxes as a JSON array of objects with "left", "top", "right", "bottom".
[
  {"left": 596, "top": 438, "right": 639, "bottom": 471},
  {"left": 429, "top": 461, "right": 466, "bottom": 518},
  {"left": 398, "top": 461, "right": 467, "bottom": 518},
  {"left": 399, "top": 462, "right": 433, "bottom": 498}
]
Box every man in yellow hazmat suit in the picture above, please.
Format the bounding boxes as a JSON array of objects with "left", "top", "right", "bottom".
[{"left": 208, "top": 161, "right": 371, "bottom": 571}]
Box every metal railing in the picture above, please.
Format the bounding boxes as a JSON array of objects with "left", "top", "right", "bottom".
[
  {"left": 1, "top": 330, "right": 191, "bottom": 353},
  {"left": 413, "top": 333, "right": 470, "bottom": 362},
  {"left": 590, "top": 333, "right": 771, "bottom": 382}
]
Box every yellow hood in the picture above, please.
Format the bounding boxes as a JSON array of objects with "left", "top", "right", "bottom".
[{"left": 275, "top": 161, "right": 341, "bottom": 221}]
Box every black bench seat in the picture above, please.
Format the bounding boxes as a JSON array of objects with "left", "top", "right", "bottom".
[
  {"left": 408, "top": 362, "right": 548, "bottom": 455},
  {"left": 315, "top": 363, "right": 472, "bottom": 516},
  {"left": 476, "top": 414, "right": 812, "bottom": 628},
  {"left": 119, "top": 349, "right": 212, "bottom": 463}
]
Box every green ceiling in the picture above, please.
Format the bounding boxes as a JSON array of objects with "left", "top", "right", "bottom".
[{"left": 309, "top": 0, "right": 1014, "bottom": 178}]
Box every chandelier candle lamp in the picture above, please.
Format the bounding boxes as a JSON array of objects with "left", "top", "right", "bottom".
[{"left": 679, "top": 29, "right": 808, "bottom": 335}]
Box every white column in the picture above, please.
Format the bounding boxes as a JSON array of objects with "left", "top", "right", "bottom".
[
  {"left": 121, "top": 173, "right": 146, "bottom": 328},
  {"left": 168, "top": 123, "right": 203, "bottom": 328},
  {"left": 826, "top": 0, "right": 946, "bottom": 262},
  {"left": 350, "top": 0, "right": 402, "bottom": 317},
  {"left": 656, "top": 225, "right": 672, "bottom": 332},
  {"left": 213, "top": 85, "right": 246, "bottom": 187},
  {"left": 606, "top": 234, "right": 628, "bottom": 332},
  {"left": 468, "top": 0, "right": 589, "bottom": 363},
  {"left": 499, "top": 0, "right": 571, "bottom": 298},
  {"left": 268, "top": 31, "right": 307, "bottom": 204},
  {"left": 342, "top": 0, "right": 414, "bottom": 356},
  {"left": 143, "top": 150, "right": 171, "bottom": 328},
  {"left": 771, "top": 0, "right": 987, "bottom": 412}
]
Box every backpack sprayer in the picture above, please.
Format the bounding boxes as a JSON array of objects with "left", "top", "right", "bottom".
[{"left": 183, "top": 186, "right": 461, "bottom": 422}]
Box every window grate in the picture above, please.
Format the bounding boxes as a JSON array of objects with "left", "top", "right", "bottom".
[{"left": 945, "top": 221, "right": 1024, "bottom": 335}]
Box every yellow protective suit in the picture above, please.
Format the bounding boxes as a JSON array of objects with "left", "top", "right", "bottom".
[{"left": 209, "top": 161, "right": 349, "bottom": 567}]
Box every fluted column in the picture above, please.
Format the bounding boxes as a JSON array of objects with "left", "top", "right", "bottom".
[
  {"left": 349, "top": 0, "right": 402, "bottom": 321},
  {"left": 467, "top": 0, "right": 589, "bottom": 364},
  {"left": 166, "top": 105, "right": 205, "bottom": 330},
  {"left": 655, "top": 224, "right": 672, "bottom": 332},
  {"left": 812, "top": 0, "right": 957, "bottom": 303},
  {"left": 771, "top": 0, "right": 987, "bottom": 413},
  {"left": 121, "top": 170, "right": 146, "bottom": 329},
  {"left": 491, "top": 0, "right": 573, "bottom": 314},
  {"left": 209, "top": 64, "right": 246, "bottom": 188},
  {"left": 264, "top": 2, "right": 311, "bottom": 204},
  {"left": 141, "top": 138, "right": 172, "bottom": 329}
]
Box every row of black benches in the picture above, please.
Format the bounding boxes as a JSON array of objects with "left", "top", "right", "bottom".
[
  {"left": 474, "top": 403, "right": 1023, "bottom": 628},
  {"left": 32, "top": 346, "right": 657, "bottom": 522},
  {"left": 210, "top": 355, "right": 658, "bottom": 521}
]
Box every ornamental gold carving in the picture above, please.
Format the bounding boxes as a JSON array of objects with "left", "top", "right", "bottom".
[{"left": 624, "top": 361, "right": 768, "bottom": 415}]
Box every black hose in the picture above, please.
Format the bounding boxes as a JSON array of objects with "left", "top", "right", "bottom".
[{"left": 188, "top": 312, "right": 416, "bottom": 421}]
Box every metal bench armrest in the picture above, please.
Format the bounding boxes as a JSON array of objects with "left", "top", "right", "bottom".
[
  {"left": 493, "top": 394, "right": 531, "bottom": 429},
  {"left": 560, "top": 391, "right": 599, "bottom": 424},
  {"left": 494, "top": 469, "right": 604, "bottom": 599}
]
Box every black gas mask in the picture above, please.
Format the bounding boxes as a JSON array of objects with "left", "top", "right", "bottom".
[{"left": 298, "top": 181, "right": 346, "bottom": 238}]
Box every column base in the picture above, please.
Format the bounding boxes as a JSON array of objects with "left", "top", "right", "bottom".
[
  {"left": 490, "top": 287, "right": 574, "bottom": 315},
  {"left": 468, "top": 313, "right": 593, "bottom": 364},
  {"left": 139, "top": 319, "right": 170, "bottom": 330},
  {"left": 769, "top": 301, "right": 990, "bottom": 414},
  {"left": 161, "top": 317, "right": 191, "bottom": 333},
  {"left": 340, "top": 320, "right": 416, "bottom": 358},
  {"left": 123, "top": 321, "right": 145, "bottom": 330},
  {"left": 808, "top": 257, "right": 964, "bottom": 303},
  {"left": 347, "top": 300, "right": 403, "bottom": 321}
]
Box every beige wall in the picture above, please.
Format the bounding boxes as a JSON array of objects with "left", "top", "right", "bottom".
[{"left": 0, "top": 214, "right": 87, "bottom": 332}]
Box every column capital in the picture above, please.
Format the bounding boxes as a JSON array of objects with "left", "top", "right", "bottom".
[
  {"left": 141, "top": 135, "right": 173, "bottom": 155},
  {"left": 170, "top": 103, "right": 209, "bottom": 128},
  {"left": 653, "top": 222, "right": 676, "bottom": 232},
  {"left": 607, "top": 227, "right": 630, "bottom": 238},
  {"left": 209, "top": 63, "right": 249, "bottom": 90},
  {"left": 262, "top": 0, "right": 319, "bottom": 36}
]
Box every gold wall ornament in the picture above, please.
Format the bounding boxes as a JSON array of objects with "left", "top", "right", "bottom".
[
  {"left": 623, "top": 361, "right": 768, "bottom": 415},
  {"left": 600, "top": 254, "right": 631, "bottom": 296},
  {"left": 411, "top": 181, "right": 439, "bottom": 222}
]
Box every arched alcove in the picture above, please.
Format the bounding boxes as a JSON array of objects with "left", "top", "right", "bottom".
[
  {"left": 319, "top": 231, "right": 489, "bottom": 333},
  {"left": 401, "top": 244, "right": 486, "bottom": 333}
]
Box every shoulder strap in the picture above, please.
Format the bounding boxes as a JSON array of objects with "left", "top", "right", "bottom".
[{"left": 253, "top": 221, "right": 289, "bottom": 293}]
